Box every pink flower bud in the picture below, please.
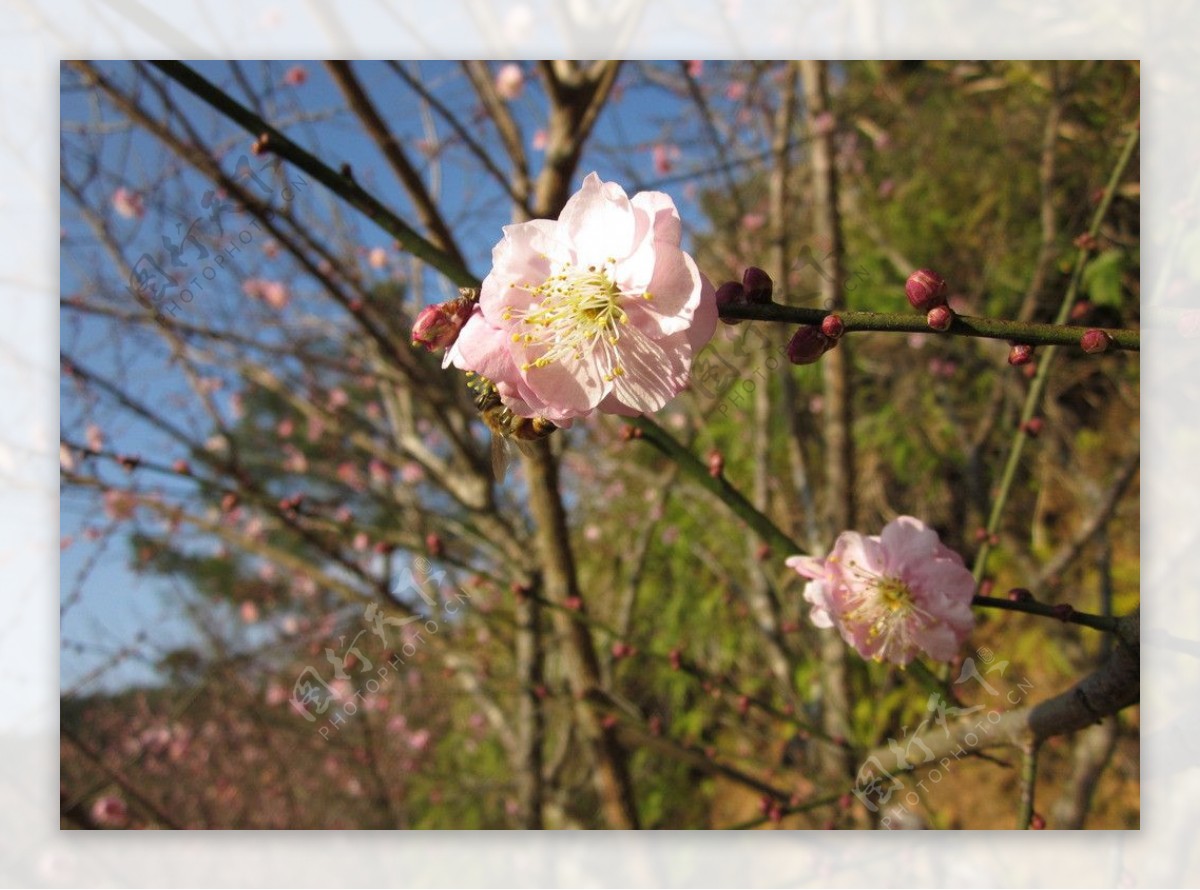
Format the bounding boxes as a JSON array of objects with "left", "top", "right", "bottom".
[
  {"left": 905, "top": 268, "right": 947, "bottom": 312},
  {"left": 1007, "top": 587, "right": 1033, "bottom": 603},
  {"left": 1008, "top": 343, "right": 1035, "bottom": 366},
  {"left": 715, "top": 281, "right": 746, "bottom": 325},
  {"left": 1022, "top": 417, "right": 1044, "bottom": 437},
  {"left": 742, "top": 267, "right": 773, "bottom": 303},
  {"left": 1080, "top": 328, "right": 1111, "bottom": 354},
  {"left": 820, "top": 314, "right": 845, "bottom": 339},
  {"left": 1030, "top": 812, "right": 1047, "bottom": 830},
  {"left": 786, "top": 325, "right": 834, "bottom": 365},
  {"left": 411, "top": 296, "right": 474, "bottom": 352},
  {"left": 926, "top": 305, "right": 953, "bottom": 331},
  {"left": 425, "top": 532, "right": 444, "bottom": 557}
]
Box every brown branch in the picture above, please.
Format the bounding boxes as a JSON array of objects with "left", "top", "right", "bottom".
[
  {"left": 324, "top": 61, "right": 468, "bottom": 272},
  {"left": 867, "top": 608, "right": 1138, "bottom": 772}
]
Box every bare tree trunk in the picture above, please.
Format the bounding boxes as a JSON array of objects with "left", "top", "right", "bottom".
[
  {"left": 514, "top": 586, "right": 546, "bottom": 828},
  {"left": 522, "top": 441, "right": 640, "bottom": 828},
  {"left": 800, "top": 59, "right": 857, "bottom": 783}
]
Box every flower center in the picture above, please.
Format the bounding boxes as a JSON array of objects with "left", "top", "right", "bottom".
[{"left": 503, "top": 259, "right": 648, "bottom": 380}]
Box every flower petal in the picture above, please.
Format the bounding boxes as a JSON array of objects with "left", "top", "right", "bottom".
[{"left": 559, "top": 173, "right": 636, "bottom": 262}]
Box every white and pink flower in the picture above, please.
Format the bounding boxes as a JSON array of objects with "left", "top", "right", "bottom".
[
  {"left": 787, "top": 516, "right": 975, "bottom": 665},
  {"left": 445, "top": 172, "right": 716, "bottom": 425}
]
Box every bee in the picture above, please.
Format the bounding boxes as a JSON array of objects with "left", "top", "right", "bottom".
[{"left": 470, "top": 376, "right": 556, "bottom": 482}]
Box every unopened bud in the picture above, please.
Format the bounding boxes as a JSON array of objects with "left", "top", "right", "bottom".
[
  {"left": 755, "top": 542, "right": 771, "bottom": 561},
  {"left": 425, "top": 532, "right": 444, "bottom": 557},
  {"left": 1022, "top": 416, "right": 1044, "bottom": 437},
  {"left": 742, "top": 267, "right": 774, "bottom": 303},
  {"left": 978, "top": 578, "right": 995, "bottom": 597},
  {"left": 786, "top": 325, "right": 834, "bottom": 365},
  {"left": 707, "top": 448, "right": 725, "bottom": 478},
  {"left": 905, "top": 268, "right": 948, "bottom": 312},
  {"left": 1008, "top": 343, "right": 1034, "bottom": 366},
  {"left": 411, "top": 296, "right": 474, "bottom": 352},
  {"left": 926, "top": 305, "right": 953, "bottom": 332},
  {"left": 1080, "top": 329, "right": 1111, "bottom": 354},
  {"left": 1070, "top": 299, "right": 1093, "bottom": 322},
  {"left": 715, "top": 281, "right": 747, "bottom": 325},
  {"left": 649, "top": 714, "right": 663, "bottom": 736},
  {"left": 668, "top": 648, "right": 682, "bottom": 670},
  {"left": 611, "top": 641, "right": 632, "bottom": 660},
  {"left": 1072, "top": 232, "right": 1099, "bottom": 251},
  {"left": 172, "top": 459, "right": 192, "bottom": 475},
  {"left": 820, "top": 314, "right": 845, "bottom": 339},
  {"left": 601, "top": 714, "right": 618, "bottom": 730},
  {"left": 1030, "top": 812, "right": 1047, "bottom": 830},
  {"left": 737, "top": 695, "right": 750, "bottom": 716},
  {"left": 768, "top": 804, "right": 783, "bottom": 824},
  {"left": 1007, "top": 587, "right": 1033, "bottom": 603},
  {"left": 563, "top": 595, "right": 583, "bottom": 611},
  {"left": 1051, "top": 603, "right": 1075, "bottom": 622}
]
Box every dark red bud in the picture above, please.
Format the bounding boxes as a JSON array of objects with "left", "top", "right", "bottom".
[
  {"left": 820, "top": 314, "right": 845, "bottom": 339},
  {"left": 838, "top": 793, "right": 853, "bottom": 810},
  {"left": 172, "top": 459, "right": 192, "bottom": 475},
  {"left": 926, "top": 305, "right": 953, "bottom": 332},
  {"left": 668, "top": 648, "right": 682, "bottom": 670},
  {"left": 715, "top": 281, "right": 747, "bottom": 325},
  {"left": 649, "top": 715, "right": 663, "bottom": 736},
  {"left": 1051, "top": 603, "right": 1075, "bottom": 622},
  {"left": 737, "top": 695, "right": 750, "bottom": 716},
  {"left": 974, "top": 527, "right": 989, "bottom": 543},
  {"left": 742, "top": 267, "right": 774, "bottom": 303},
  {"left": 1008, "top": 344, "right": 1035, "bottom": 366},
  {"left": 619, "top": 424, "right": 643, "bottom": 441},
  {"left": 601, "top": 714, "right": 618, "bottom": 730},
  {"left": 768, "top": 804, "right": 783, "bottom": 824},
  {"left": 611, "top": 641, "right": 632, "bottom": 660},
  {"left": 905, "top": 268, "right": 948, "bottom": 312},
  {"left": 1007, "top": 587, "right": 1033, "bottom": 603},
  {"left": 1072, "top": 232, "right": 1099, "bottom": 251},
  {"left": 1022, "top": 417, "right": 1044, "bottom": 437},
  {"left": 1030, "top": 812, "right": 1047, "bottom": 830},
  {"left": 755, "top": 542, "right": 771, "bottom": 562},
  {"left": 564, "top": 595, "right": 583, "bottom": 611},
  {"left": 425, "top": 532, "right": 444, "bottom": 557},
  {"left": 707, "top": 449, "right": 725, "bottom": 478},
  {"left": 1080, "top": 329, "right": 1112, "bottom": 354},
  {"left": 786, "top": 325, "right": 833, "bottom": 365},
  {"left": 978, "top": 578, "right": 995, "bottom": 597},
  {"left": 1070, "top": 300, "right": 1093, "bottom": 322}
]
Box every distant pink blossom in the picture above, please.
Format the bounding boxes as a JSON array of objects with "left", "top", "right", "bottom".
[
  {"left": 112, "top": 187, "right": 145, "bottom": 219},
  {"left": 367, "top": 459, "right": 391, "bottom": 485},
  {"left": 445, "top": 172, "right": 717, "bottom": 425},
  {"left": 86, "top": 423, "right": 104, "bottom": 452},
  {"left": 407, "top": 728, "right": 432, "bottom": 751},
  {"left": 243, "top": 278, "right": 289, "bottom": 310},
  {"left": 91, "top": 796, "right": 128, "bottom": 827},
  {"left": 368, "top": 246, "right": 388, "bottom": 269},
  {"left": 399, "top": 462, "right": 424, "bottom": 485},
  {"left": 741, "top": 212, "right": 766, "bottom": 231},
  {"left": 687, "top": 60, "right": 704, "bottom": 78},
  {"left": 652, "top": 143, "right": 680, "bottom": 176},
  {"left": 239, "top": 601, "right": 260, "bottom": 623},
  {"left": 283, "top": 65, "right": 308, "bottom": 86},
  {"left": 102, "top": 490, "right": 137, "bottom": 521},
  {"left": 786, "top": 516, "right": 975, "bottom": 665},
  {"left": 725, "top": 81, "right": 747, "bottom": 101},
  {"left": 532, "top": 129, "right": 547, "bottom": 151},
  {"left": 327, "top": 387, "right": 349, "bottom": 410},
  {"left": 494, "top": 63, "right": 524, "bottom": 100}
]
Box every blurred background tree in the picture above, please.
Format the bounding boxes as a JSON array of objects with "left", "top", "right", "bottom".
[{"left": 60, "top": 60, "right": 1139, "bottom": 829}]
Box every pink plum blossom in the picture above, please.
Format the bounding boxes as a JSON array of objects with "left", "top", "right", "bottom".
[
  {"left": 786, "top": 516, "right": 975, "bottom": 665},
  {"left": 532, "top": 129, "right": 547, "bottom": 151},
  {"left": 368, "top": 246, "right": 388, "bottom": 268},
  {"left": 283, "top": 65, "right": 308, "bottom": 86},
  {"left": 445, "top": 172, "right": 717, "bottom": 425},
  {"left": 494, "top": 63, "right": 524, "bottom": 100},
  {"left": 112, "top": 187, "right": 145, "bottom": 219}
]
